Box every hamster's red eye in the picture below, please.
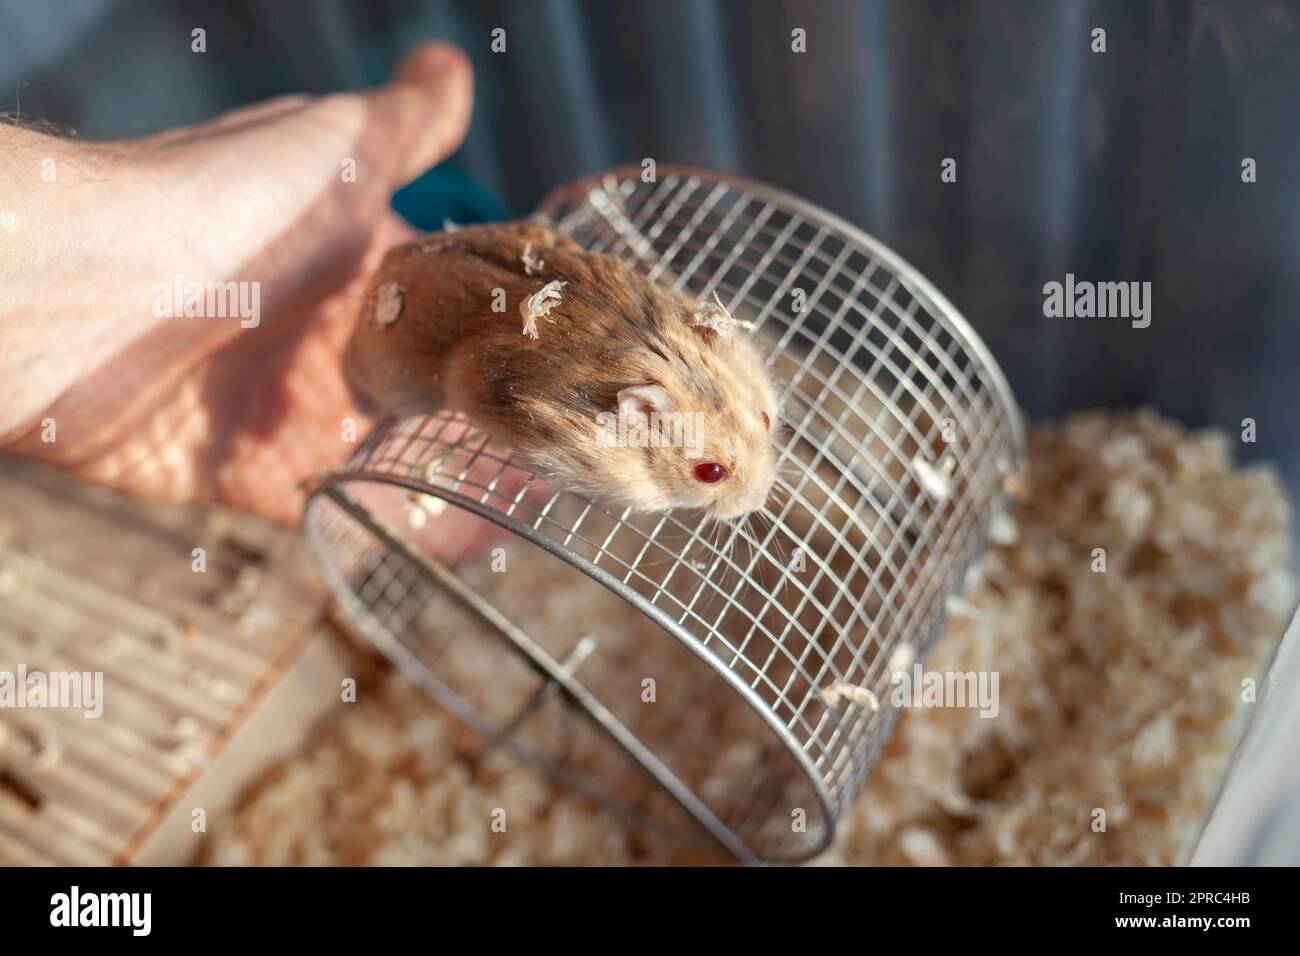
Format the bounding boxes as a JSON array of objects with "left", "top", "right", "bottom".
[
  {"left": 761, "top": 412, "right": 771, "bottom": 431},
  {"left": 693, "top": 461, "right": 729, "bottom": 484}
]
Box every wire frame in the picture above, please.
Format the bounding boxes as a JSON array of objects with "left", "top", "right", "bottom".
[{"left": 303, "top": 167, "right": 1024, "bottom": 863}]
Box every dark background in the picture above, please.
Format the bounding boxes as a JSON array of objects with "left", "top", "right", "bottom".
[{"left": 3, "top": 0, "right": 1297, "bottom": 494}]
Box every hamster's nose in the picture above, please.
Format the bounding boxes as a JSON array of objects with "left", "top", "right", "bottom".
[
  {"left": 715, "top": 475, "right": 776, "bottom": 520},
  {"left": 745, "top": 482, "right": 776, "bottom": 515}
]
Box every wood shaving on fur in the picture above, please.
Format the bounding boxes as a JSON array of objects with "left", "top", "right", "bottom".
[
  {"left": 520, "top": 280, "right": 568, "bottom": 340},
  {"left": 521, "top": 241, "right": 545, "bottom": 276},
  {"left": 690, "top": 291, "right": 754, "bottom": 336},
  {"left": 204, "top": 410, "right": 1294, "bottom": 867},
  {"left": 375, "top": 281, "right": 404, "bottom": 327}
]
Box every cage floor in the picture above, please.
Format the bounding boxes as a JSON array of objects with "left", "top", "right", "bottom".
[
  {"left": 204, "top": 410, "right": 1295, "bottom": 865},
  {"left": 0, "top": 455, "right": 328, "bottom": 866}
]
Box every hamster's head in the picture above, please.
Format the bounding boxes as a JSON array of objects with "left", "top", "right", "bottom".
[
  {"left": 482, "top": 246, "right": 783, "bottom": 520},
  {"left": 596, "top": 323, "right": 782, "bottom": 520}
]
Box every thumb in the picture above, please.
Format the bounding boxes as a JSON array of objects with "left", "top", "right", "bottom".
[{"left": 363, "top": 42, "right": 474, "bottom": 187}]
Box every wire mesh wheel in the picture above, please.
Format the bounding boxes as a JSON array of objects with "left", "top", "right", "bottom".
[{"left": 303, "top": 166, "right": 1024, "bottom": 863}]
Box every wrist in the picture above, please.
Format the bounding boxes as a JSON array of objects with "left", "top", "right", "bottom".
[{"left": 0, "top": 127, "right": 158, "bottom": 441}]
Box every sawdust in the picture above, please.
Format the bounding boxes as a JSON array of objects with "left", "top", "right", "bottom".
[
  {"left": 203, "top": 410, "right": 1294, "bottom": 866},
  {"left": 819, "top": 682, "right": 881, "bottom": 711}
]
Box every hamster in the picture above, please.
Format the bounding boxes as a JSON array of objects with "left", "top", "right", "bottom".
[{"left": 343, "top": 221, "right": 781, "bottom": 519}]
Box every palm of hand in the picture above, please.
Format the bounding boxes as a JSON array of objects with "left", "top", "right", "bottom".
[{"left": 12, "top": 46, "right": 472, "bottom": 525}]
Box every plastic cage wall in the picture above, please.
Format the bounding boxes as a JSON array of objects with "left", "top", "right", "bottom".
[{"left": 303, "top": 167, "right": 1024, "bottom": 863}]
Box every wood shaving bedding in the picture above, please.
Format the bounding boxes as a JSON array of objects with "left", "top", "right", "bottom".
[
  {"left": 404, "top": 492, "right": 446, "bottom": 530},
  {"left": 887, "top": 642, "right": 916, "bottom": 676},
  {"left": 912, "top": 453, "right": 957, "bottom": 501},
  {"left": 203, "top": 410, "right": 1294, "bottom": 866},
  {"left": 819, "top": 682, "right": 881, "bottom": 711}
]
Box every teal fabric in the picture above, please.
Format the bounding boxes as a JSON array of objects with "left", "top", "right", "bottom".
[{"left": 392, "top": 164, "right": 505, "bottom": 231}]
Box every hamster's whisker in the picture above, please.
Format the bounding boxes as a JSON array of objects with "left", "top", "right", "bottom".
[
  {"left": 741, "top": 517, "right": 760, "bottom": 579},
  {"left": 718, "top": 519, "right": 746, "bottom": 593},
  {"left": 721, "top": 521, "right": 745, "bottom": 580},
  {"left": 737, "top": 520, "right": 755, "bottom": 569},
  {"left": 755, "top": 512, "right": 780, "bottom": 580},
  {"left": 752, "top": 502, "right": 795, "bottom": 603},
  {"left": 774, "top": 478, "right": 795, "bottom": 509},
  {"left": 719, "top": 518, "right": 743, "bottom": 568},
  {"left": 744, "top": 514, "right": 771, "bottom": 593},
  {"left": 730, "top": 515, "right": 764, "bottom": 582},
  {"left": 700, "top": 520, "right": 730, "bottom": 591},
  {"left": 749, "top": 510, "right": 773, "bottom": 557}
]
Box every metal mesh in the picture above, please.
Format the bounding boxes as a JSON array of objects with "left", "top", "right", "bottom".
[{"left": 303, "top": 167, "right": 1023, "bottom": 863}]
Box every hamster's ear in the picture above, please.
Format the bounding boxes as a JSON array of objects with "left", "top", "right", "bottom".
[{"left": 617, "top": 384, "right": 672, "bottom": 427}]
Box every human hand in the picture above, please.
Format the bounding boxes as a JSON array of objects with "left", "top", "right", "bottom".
[{"left": 0, "top": 42, "right": 473, "bottom": 526}]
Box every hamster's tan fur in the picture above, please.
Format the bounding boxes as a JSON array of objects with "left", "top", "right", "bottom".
[{"left": 345, "top": 221, "right": 780, "bottom": 518}]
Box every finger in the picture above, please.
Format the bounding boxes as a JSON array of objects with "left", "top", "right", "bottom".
[
  {"left": 361, "top": 41, "right": 474, "bottom": 188},
  {"left": 145, "top": 94, "right": 314, "bottom": 148}
]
